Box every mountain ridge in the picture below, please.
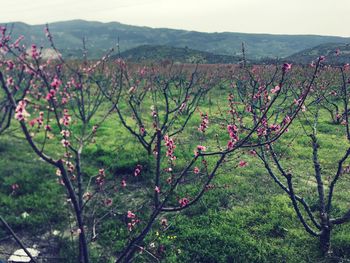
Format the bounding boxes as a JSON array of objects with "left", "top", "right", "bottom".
[
  {"left": 1, "top": 20, "right": 349, "bottom": 60},
  {"left": 286, "top": 42, "right": 350, "bottom": 64}
]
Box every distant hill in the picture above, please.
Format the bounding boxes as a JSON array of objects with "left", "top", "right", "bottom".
[
  {"left": 118, "top": 45, "right": 242, "bottom": 64},
  {"left": 286, "top": 43, "right": 350, "bottom": 64},
  {"left": 1, "top": 20, "right": 349, "bottom": 60}
]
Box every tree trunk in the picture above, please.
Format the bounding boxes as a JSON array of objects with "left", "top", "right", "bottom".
[
  {"left": 79, "top": 231, "right": 89, "bottom": 263},
  {"left": 320, "top": 227, "right": 331, "bottom": 256}
]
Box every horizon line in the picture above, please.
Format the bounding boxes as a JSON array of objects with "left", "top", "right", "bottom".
[{"left": 1, "top": 19, "right": 349, "bottom": 39}]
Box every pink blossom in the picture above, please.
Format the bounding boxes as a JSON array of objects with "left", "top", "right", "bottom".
[
  {"left": 6, "top": 60, "right": 14, "bottom": 70},
  {"left": 197, "top": 145, "right": 206, "bottom": 151},
  {"left": 249, "top": 150, "right": 257, "bottom": 156},
  {"left": 160, "top": 218, "right": 168, "bottom": 227},
  {"left": 227, "top": 124, "right": 239, "bottom": 142},
  {"left": 198, "top": 112, "right": 209, "bottom": 133},
  {"left": 61, "top": 97, "right": 68, "bottom": 104},
  {"left": 15, "top": 100, "right": 30, "bottom": 121},
  {"left": 60, "top": 109, "right": 71, "bottom": 126},
  {"left": 11, "top": 183, "right": 19, "bottom": 191},
  {"left": 239, "top": 160, "right": 248, "bottom": 167},
  {"left": 164, "top": 135, "right": 176, "bottom": 160},
  {"left": 66, "top": 161, "right": 75, "bottom": 173},
  {"left": 99, "top": 168, "right": 105, "bottom": 176},
  {"left": 127, "top": 211, "right": 136, "bottom": 219},
  {"left": 29, "top": 119, "right": 36, "bottom": 127},
  {"left": 283, "top": 115, "right": 291, "bottom": 125},
  {"left": 50, "top": 76, "right": 62, "bottom": 89},
  {"left": 127, "top": 218, "right": 140, "bottom": 232},
  {"left": 56, "top": 169, "right": 61, "bottom": 176},
  {"left": 271, "top": 85, "right": 280, "bottom": 94},
  {"left": 256, "top": 126, "right": 267, "bottom": 137},
  {"left": 193, "top": 167, "right": 200, "bottom": 174},
  {"left": 227, "top": 140, "right": 235, "bottom": 150},
  {"left": 61, "top": 139, "right": 70, "bottom": 148},
  {"left": 194, "top": 145, "right": 207, "bottom": 156},
  {"left": 245, "top": 105, "right": 252, "bottom": 113},
  {"left": 31, "top": 44, "right": 40, "bottom": 59},
  {"left": 269, "top": 124, "right": 281, "bottom": 133},
  {"left": 179, "top": 197, "right": 190, "bottom": 207},
  {"left": 128, "top": 86, "right": 136, "bottom": 93},
  {"left": 319, "top": 56, "right": 325, "bottom": 62},
  {"left": 282, "top": 63, "right": 292, "bottom": 73},
  {"left": 155, "top": 186, "right": 161, "bottom": 193},
  {"left": 294, "top": 98, "right": 302, "bottom": 106},
  {"left": 83, "top": 192, "right": 92, "bottom": 200},
  {"left": 139, "top": 126, "right": 145, "bottom": 136},
  {"left": 134, "top": 164, "right": 142, "bottom": 177},
  {"left": 121, "top": 179, "right": 127, "bottom": 188},
  {"left": 104, "top": 198, "right": 113, "bottom": 207},
  {"left": 60, "top": 130, "right": 70, "bottom": 138},
  {"left": 6, "top": 76, "right": 13, "bottom": 86}
]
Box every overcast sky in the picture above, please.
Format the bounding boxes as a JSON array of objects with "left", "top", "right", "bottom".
[{"left": 1, "top": 0, "right": 349, "bottom": 37}]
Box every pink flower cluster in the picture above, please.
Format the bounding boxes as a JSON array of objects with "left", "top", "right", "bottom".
[
  {"left": 198, "top": 112, "right": 209, "bottom": 133},
  {"left": 239, "top": 160, "right": 248, "bottom": 167},
  {"left": 46, "top": 77, "right": 63, "bottom": 101},
  {"left": 15, "top": 100, "right": 30, "bottom": 121},
  {"left": 193, "top": 167, "right": 200, "bottom": 174},
  {"left": 139, "top": 125, "right": 145, "bottom": 136},
  {"left": 29, "top": 112, "right": 44, "bottom": 128},
  {"left": 45, "top": 89, "right": 56, "bottom": 101},
  {"left": 154, "top": 186, "right": 161, "bottom": 193},
  {"left": 60, "top": 109, "right": 71, "bottom": 126},
  {"left": 253, "top": 86, "right": 269, "bottom": 102},
  {"left": 60, "top": 129, "right": 71, "bottom": 147},
  {"left": 60, "top": 129, "right": 70, "bottom": 138},
  {"left": 269, "top": 124, "right": 281, "bottom": 134},
  {"left": 179, "top": 197, "right": 190, "bottom": 207},
  {"left": 194, "top": 145, "right": 206, "bottom": 156},
  {"left": 6, "top": 60, "right": 14, "bottom": 71},
  {"left": 271, "top": 85, "right": 280, "bottom": 94},
  {"left": 282, "top": 63, "right": 292, "bottom": 73},
  {"left": 96, "top": 168, "right": 106, "bottom": 186},
  {"left": 257, "top": 118, "right": 268, "bottom": 137},
  {"left": 50, "top": 76, "right": 62, "bottom": 89},
  {"left": 134, "top": 164, "right": 142, "bottom": 177},
  {"left": 283, "top": 115, "right": 291, "bottom": 125},
  {"left": 121, "top": 179, "right": 127, "bottom": 188},
  {"left": 127, "top": 211, "right": 140, "bottom": 231},
  {"left": 164, "top": 135, "right": 176, "bottom": 161},
  {"left": 31, "top": 44, "right": 40, "bottom": 60},
  {"left": 11, "top": 183, "right": 19, "bottom": 192},
  {"left": 65, "top": 161, "right": 75, "bottom": 173},
  {"left": 6, "top": 76, "right": 13, "bottom": 86},
  {"left": 61, "top": 139, "right": 70, "bottom": 148},
  {"left": 104, "top": 198, "right": 113, "bottom": 207},
  {"left": 227, "top": 124, "right": 239, "bottom": 150}
]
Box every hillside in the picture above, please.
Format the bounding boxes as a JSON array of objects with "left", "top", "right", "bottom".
[
  {"left": 118, "top": 45, "right": 242, "bottom": 64},
  {"left": 286, "top": 42, "right": 350, "bottom": 64},
  {"left": 1, "top": 20, "right": 349, "bottom": 59}
]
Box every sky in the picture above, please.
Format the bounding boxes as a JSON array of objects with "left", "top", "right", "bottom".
[{"left": 0, "top": 0, "right": 349, "bottom": 37}]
